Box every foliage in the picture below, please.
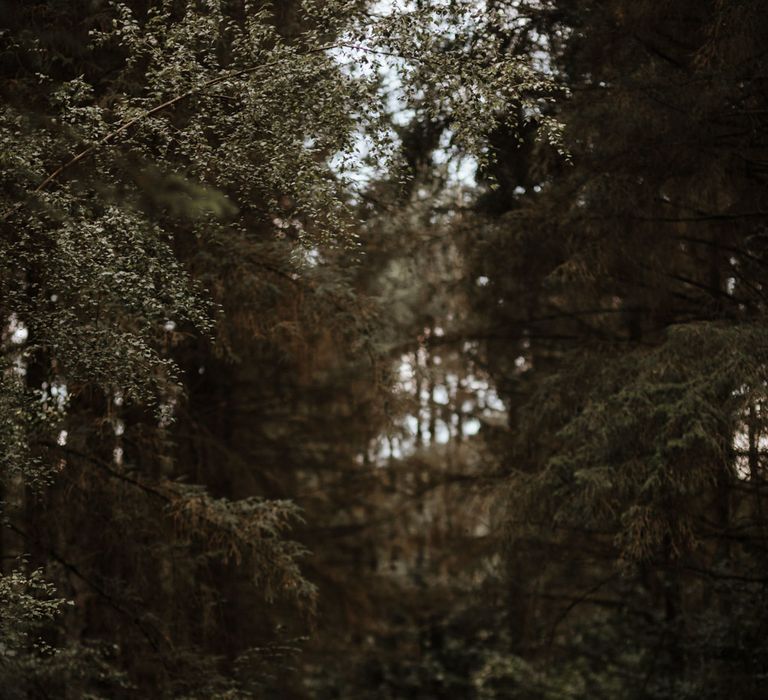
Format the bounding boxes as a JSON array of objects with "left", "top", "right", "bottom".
[
  {"left": 454, "top": 1, "right": 768, "bottom": 698},
  {"left": 3, "top": 0, "right": 767, "bottom": 697},
  {"left": 1, "top": 0, "right": 556, "bottom": 695}
]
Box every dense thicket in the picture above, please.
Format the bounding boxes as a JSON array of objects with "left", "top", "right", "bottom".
[
  {"left": 2, "top": 1, "right": 767, "bottom": 698},
  {"left": 456, "top": 1, "right": 768, "bottom": 698},
  {"left": 0, "top": 1, "right": 543, "bottom": 697}
]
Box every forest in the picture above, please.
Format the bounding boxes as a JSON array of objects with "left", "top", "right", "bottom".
[{"left": 1, "top": 0, "right": 767, "bottom": 698}]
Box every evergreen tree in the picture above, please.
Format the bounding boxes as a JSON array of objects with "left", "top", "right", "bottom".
[{"left": 457, "top": 1, "right": 768, "bottom": 697}]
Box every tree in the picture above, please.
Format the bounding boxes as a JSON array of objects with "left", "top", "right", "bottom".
[
  {"left": 1, "top": 1, "right": 553, "bottom": 695},
  {"left": 454, "top": 1, "right": 768, "bottom": 697}
]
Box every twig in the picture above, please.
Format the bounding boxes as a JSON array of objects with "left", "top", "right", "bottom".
[{"left": 1, "top": 43, "right": 341, "bottom": 221}]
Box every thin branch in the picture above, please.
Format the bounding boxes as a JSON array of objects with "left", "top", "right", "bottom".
[
  {"left": 5, "top": 522, "right": 166, "bottom": 657},
  {"left": 546, "top": 572, "right": 619, "bottom": 647},
  {"left": 1, "top": 43, "right": 341, "bottom": 221}
]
